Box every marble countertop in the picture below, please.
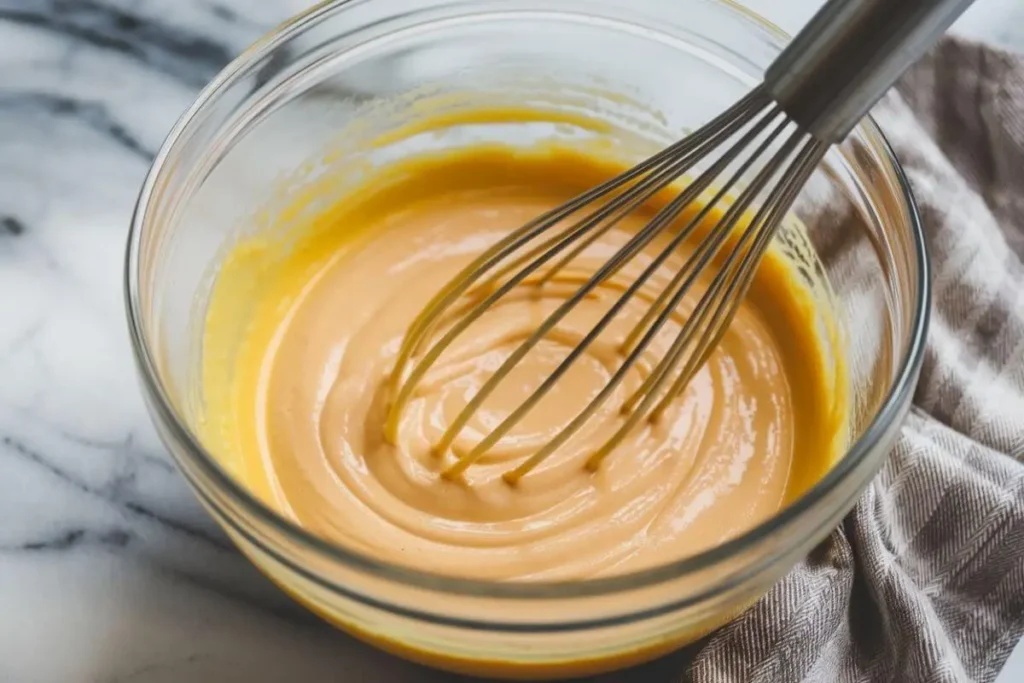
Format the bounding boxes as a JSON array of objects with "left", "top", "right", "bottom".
[{"left": 1, "top": 1, "right": 1021, "bottom": 681}]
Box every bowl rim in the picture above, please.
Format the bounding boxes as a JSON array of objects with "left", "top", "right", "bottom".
[{"left": 124, "top": 0, "right": 931, "bottom": 620}]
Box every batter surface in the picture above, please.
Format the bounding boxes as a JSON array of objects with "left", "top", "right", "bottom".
[{"left": 202, "top": 145, "right": 845, "bottom": 580}]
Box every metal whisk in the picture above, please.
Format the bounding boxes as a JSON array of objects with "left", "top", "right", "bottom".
[{"left": 384, "top": 0, "right": 974, "bottom": 484}]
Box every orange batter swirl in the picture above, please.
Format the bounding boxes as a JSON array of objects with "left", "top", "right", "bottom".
[{"left": 201, "top": 144, "right": 847, "bottom": 581}]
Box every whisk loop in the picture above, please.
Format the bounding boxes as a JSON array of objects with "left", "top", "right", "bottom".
[{"left": 381, "top": 85, "right": 826, "bottom": 483}]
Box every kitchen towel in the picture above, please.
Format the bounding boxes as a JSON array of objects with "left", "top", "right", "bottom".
[{"left": 611, "top": 36, "right": 1024, "bottom": 683}]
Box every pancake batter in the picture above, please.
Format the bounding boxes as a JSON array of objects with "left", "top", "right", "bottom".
[{"left": 201, "top": 144, "right": 846, "bottom": 581}]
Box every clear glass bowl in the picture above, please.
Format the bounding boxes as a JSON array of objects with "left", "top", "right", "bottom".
[{"left": 125, "top": 0, "right": 929, "bottom": 677}]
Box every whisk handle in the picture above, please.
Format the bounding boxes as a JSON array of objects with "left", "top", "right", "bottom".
[{"left": 765, "top": 0, "right": 976, "bottom": 143}]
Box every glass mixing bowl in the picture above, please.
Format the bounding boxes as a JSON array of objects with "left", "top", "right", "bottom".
[{"left": 125, "top": 0, "right": 929, "bottom": 677}]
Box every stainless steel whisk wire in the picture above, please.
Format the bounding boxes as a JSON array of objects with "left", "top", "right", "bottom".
[{"left": 384, "top": 0, "right": 976, "bottom": 483}]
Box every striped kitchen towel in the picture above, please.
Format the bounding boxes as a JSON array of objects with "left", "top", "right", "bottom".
[{"left": 619, "top": 36, "right": 1024, "bottom": 683}]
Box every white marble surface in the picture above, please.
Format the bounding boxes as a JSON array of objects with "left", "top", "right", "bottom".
[{"left": 1, "top": 1, "right": 1022, "bottom": 681}]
